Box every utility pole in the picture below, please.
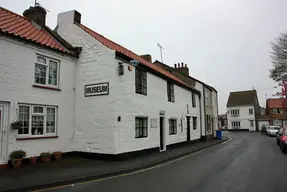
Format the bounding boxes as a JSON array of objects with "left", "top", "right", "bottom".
[{"left": 157, "top": 43, "right": 164, "bottom": 63}]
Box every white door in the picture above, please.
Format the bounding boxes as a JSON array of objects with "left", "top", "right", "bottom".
[{"left": 0, "top": 105, "right": 8, "bottom": 164}]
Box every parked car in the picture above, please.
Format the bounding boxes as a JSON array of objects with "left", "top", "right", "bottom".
[
  {"left": 261, "top": 125, "right": 269, "bottom": 135},
  {"left": 266, "top": 126, "right": 280, "bottom": 136},
  {"left": 277, "top": 127, "right": 283, "bottom": 146},
  {"left": 279, "top": 127, "right": 287, "bottom": 153}
]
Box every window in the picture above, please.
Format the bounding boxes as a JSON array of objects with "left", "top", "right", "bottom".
[
  {"left": 232, "top": 121, "right": 240, "bottom": 128},
  {"left": 135, "top": 117, "right": 148, "bottom": 138},
  {"left": 167, "top": 82, "right": 175, "bottom": 102},
  {"left": 250, "top": 120, "right": 254, "bottom": 127},
  {"left": 273, "top": 108, "right": 282, "bottom": 114},
  {"left": 249, "top": 108, "right": 253, "bottom": 115},
  {"left": 169, "top": 119, "right": 177, "bottom": 135},
  {"left": 35, "top": 55, "right": 59, "bottom": 87},
  {"left": 206, "top": 115, "right": 211, "bottom": 131},
  {"left": 192, "top": 93, "right": 196, "bottom": 107},
  {"left": 230, "top": 109, "right": 240, "bottom": 116},
  {"left": 192, "top": 117, "right": 197, "bottom": 130},
  {"left": 181, "top": 119, "right": 183, "bottom": 132},
  {"left": 18, "top": 105, "right": 57, "bottom": 137},
  {"left": 273, "top": 119, "right": 283, "bottom": 126},
  {"left": 135, "top": 68, "right": 147, "bottom": 95}
]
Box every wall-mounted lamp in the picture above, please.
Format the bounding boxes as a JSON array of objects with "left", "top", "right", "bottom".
[{"left": 118, "top": 62, "right": 124, "bottom": 76}]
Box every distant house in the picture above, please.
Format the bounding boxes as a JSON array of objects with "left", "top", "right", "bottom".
[
  {"left": 226, "top": 90, "right": 260, "bottom": 131},
  {"left": 266, "top": 98, "right": 287, "bottom": 126}
]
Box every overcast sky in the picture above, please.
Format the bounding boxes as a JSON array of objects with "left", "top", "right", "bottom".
[{"left": 2, "top": 0, "right": 287, "bottom": 114}]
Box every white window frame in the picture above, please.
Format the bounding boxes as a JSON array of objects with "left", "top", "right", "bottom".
[
  {"left": 17, "top": 104, "right": 58, "bottom": 138},
  {"left": 34, "top": 55, "right": 60, "bottom": 88},
  {"left": 232, "top": 121, "right": 240, "bottom": 128},
  {"left": 230, "top": 109, "right": 240, "bottom": 117}
]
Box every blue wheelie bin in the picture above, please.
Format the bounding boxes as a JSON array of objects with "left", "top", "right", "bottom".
[{"left": 216, "top": 130, "right": 222, "bottom": 140}]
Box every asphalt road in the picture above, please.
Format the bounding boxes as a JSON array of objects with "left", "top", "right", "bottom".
[{"left": 46, "top": 132, "right": 287, "bottom": 192}]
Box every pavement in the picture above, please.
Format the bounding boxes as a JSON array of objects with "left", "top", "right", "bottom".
[
  {"left": 38, "top": 132, "right": 287, "bottom": 192},
  {"left": 0, "top": 136, "right": 226, "bottom": 192}
]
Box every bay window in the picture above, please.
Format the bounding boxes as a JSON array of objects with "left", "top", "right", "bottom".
[{"left": 18, "top": 104, "right": 57, "bottom": 137}]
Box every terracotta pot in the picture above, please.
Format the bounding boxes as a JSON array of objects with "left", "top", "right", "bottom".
[
  {"left": 41, "top": 156, "right": 51, "bottom": 163},
  {"left": 29, "top": 157, "right": 37, "bottom": 165},
  {"left": 53, "top": 152, "right": 63, "bottom": 161},
  {"left": 12, "top": 158, "right": 22, "bottom": 168}
]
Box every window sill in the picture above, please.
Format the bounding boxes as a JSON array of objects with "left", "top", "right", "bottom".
[
  {"left": 33, "top": 85, "right": 61, "bottom": 91},
  {"left": 135, "top": 136, "right": 148, "bottom": 139},
  {"left": 16, "top": 136, "right": 59, "bottom": 141}
]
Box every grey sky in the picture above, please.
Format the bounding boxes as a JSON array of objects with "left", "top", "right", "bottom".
[{"left": 2, "top": 0, "right": 287, "bottom": 114}]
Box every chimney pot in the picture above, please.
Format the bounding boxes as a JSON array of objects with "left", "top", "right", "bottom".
[
  {"left": 174, "top": 64, "right": 177, "bottom": 68},
  {"left": 178, "top": 63, "right": 180, "bottom": 68},
  {"left": 23, "top": 6, "right": 47, "bottom": 26},
  {"left": 185, "top": 64, "right": 187, "bottom": 67},
  {"left": 181, "top": 62, "right": 184, "bottom": 67}
]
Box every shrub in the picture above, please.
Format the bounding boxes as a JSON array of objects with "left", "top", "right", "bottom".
[{"left": 10, "top": 150, "right": 26, "bottom": 159}]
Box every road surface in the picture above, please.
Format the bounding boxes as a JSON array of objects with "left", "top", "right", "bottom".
[{"left": 45, "top": 132, "right": 287, "bottom": 192}]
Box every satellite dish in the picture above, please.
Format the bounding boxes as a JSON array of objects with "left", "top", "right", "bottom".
[{"left": 130, "top": 60, "right": 139, "bottom": 67}]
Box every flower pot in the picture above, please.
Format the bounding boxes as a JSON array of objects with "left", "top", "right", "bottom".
[
  {"left": 29, "top": 157, "right": 37, "bottom": 165},
  {"left": 41, "top": 156, "right": 51, "bottom": 163},
  {"left": 12, "top": 158, "right": 23, "bottom": 168},
  {"left": 53, "top": 152, "right": 63, "bottom": 161},
  {"left": 11, "top": 124, "right": 22, "bottom": 129}
]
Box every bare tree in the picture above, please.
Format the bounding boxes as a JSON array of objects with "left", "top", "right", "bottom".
[{"left": 270, "top": 32, "right": 287, "bottom": 81}]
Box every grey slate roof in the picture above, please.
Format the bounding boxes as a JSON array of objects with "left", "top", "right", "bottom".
[{"left": 226, "top": 90, "right": 258, "bottom": 107}]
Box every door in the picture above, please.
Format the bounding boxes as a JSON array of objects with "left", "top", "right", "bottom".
[
  {"left": 186, "top": 116, "right": 191, "bottom": 142},
  {"left": 0, "top": 105, "right": 7, "bottom": 163},
  {"left": 160, "top": 117, "right": 164, "bottom": 151}
]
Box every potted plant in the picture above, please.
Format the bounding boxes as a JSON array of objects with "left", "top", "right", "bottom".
[
  {"left": 10, "top": 150, "right": 26, "bottom": 168},
  {"left": 29, "top": 156, "right": 37, "bottom": 165},
  {"left": 53, "top": 151, "right": 63, "bottom": 161},
  {"left": 40, "top": 152, "right": 52, "bottom": 163},
  {"left": 11, "top": 121, "right": 22, "bottom": 129}
]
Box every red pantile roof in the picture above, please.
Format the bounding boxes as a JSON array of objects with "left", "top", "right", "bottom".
[
  {"left": 0, "top": 7, "right": 69, "bottom": 54},
  {"left": 267, "top": 98, "right": 286, "bottom": 108},
  {"left": 78, "top": 24, "right": 194, "bottom": 91}
]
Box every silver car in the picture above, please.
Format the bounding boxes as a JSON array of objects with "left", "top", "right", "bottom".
[{"left": 267, "top": 126, "right": 281, "bottom": 136}]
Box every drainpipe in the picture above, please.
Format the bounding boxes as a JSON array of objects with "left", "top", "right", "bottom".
[
  {"left": 203, "top": 85, "right": 207, "bottom": 141},
  {"left": 199, "top": 93, "right": 202, "bottom": 139}
]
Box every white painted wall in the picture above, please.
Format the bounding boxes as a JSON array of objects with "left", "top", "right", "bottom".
[
  {"left": 195, "top": 82, "right": 205, "bottom": 137},
  {"left": 227, "top": 105, "right": 256, "bottom": 131},
  {"left": 57, "top": 11, "right": 200, "bottom": 154},
  {"left": 0, "top": 37, "right": 76, "bottom": 160},
  {"left": 212, "top": 90, "right": 219, "bottom": 136},
  {"left": 114, "top": 63, "right": 201, "bottom": 153}
]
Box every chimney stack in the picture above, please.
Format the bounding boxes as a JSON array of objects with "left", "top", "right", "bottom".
[
  {"left": 57, "top": 10, "right": 81, "bottom": 26},
  {"left": 140, "top": 54, "right": 152, "bottom": 63},
  {"left": 173, "top": 62, "right": 189, "bottom": 76},
  {"left": 23, "top": 6, "right": 46, "bottom": 26}
]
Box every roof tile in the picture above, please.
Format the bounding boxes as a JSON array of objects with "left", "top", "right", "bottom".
[{"left": 0, "top": 7, "right": 69, "bottom": 54}]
